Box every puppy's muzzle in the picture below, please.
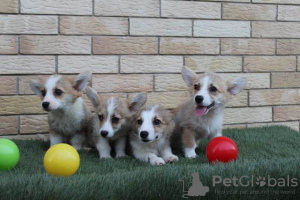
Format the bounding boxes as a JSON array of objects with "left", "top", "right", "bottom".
[
  {"left": 195, "top": 95, "right": 204, "bottom": 105},
  {"left": 42, "top": 102, "right": 50, "bottom": 110}
]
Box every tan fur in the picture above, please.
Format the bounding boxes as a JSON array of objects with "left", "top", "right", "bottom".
[
  {"left": 130, "top": 105, "right": 179, "bottom": 165},
  {"left": 171, "top": 66, "right": 246, "bottom": 158},
  {"left": 30, "top": 72, "right": 92, "bottom": 150}
]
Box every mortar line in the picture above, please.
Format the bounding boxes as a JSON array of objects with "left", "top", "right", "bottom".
[
  {"left": 55, "top": 56, "right": 58, "bottom": 74},
  {"left": 17, "top": 115, "right": 20, "bottom": 135},
  {"left": 118, "top": 56, "right": 121, "bottom": 74},
  {"left": 128, "top": 18, "right": 130, "bottom": 36},
  {"left": 159, "top": 0, "right": 162, "bottom": 17},
  {"left": 153, "top": 75, "right": 155, "bottom": 92}
]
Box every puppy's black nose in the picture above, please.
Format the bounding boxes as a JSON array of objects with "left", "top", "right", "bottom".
[
  {"left": 101, "top": 131, "right": 108, "bottom": 137},
  {"left": 42, "top": 102, "right": 50, "bottom": 109},
  {"left": 195, "top": 96, "right": 204, "bottom": 104},
  {"left": 140, "top": 131, "right": 149, "bottom": 139}
]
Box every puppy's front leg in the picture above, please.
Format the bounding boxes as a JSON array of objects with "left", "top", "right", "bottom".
[
  {"left": 208, "top": 129, "right": 222, "bottom": 141},
  {"left": 159, "top": 143, "right": 179, "bottom": 163},
  {"left": 115, "top": 137, "right": 126, "bottom": 158},
  {"left": 49, "top": 130, "right": 63, "bottom": 147},
  {"left": 182, "top": 128, "right": 197, "bottom": 158},
  {"left": 70, "top": 133, "right": 85, "bottom": 150},
  {"left": 96, "top": 137, "right": 111, "bottom": 159}
]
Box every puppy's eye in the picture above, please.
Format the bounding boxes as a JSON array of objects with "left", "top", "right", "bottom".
[
  {"left": 41, "top": 89, "right": 46, "bottom": 97},
  {"left": 112, "top": 116, "right": 119, "bottom": 123},
  {"left": 194, "top": 84, "right": 200, "bottom": 90},
  {"left": 137, "top": 119, "right": 143, "bottom": 125},
  {"left": 154, "top": 119, "right": 161, "bottom": 125},
  {"left": 210, "top": 86, "right": 218, "bottom": 92},
  {"left": 54, "top": 89, "right": 63, "bottom": 96},
  {"left": 98, "top": 114, "right": 103, "bottom": 121}
]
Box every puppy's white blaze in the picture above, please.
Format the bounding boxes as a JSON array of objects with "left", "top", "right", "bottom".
[
  {"left": 43, "top": 75, "right": 61, "bottom": 110},
  {"left": 101, "top": 97, "right": 115, "bottom": 137},
  {"left": 139, "top": 105, "right": 158, "bottom": 141},
  {"left": 195, "top": 76, "right": 212, "bottom": 106}
]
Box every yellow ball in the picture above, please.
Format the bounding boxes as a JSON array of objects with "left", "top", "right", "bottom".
[{"left": 44, "top": 144, "right": 80, "bottom": 177}]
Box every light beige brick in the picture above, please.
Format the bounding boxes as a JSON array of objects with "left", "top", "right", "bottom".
[
  {"left": 220, "top": 73, "right": 270, "bottom": 89},
  {"left": 161, "top": 1, "right": 220, "bottom": 19},
  {"left": 160, "top": 38, "right": 219, "bottom": 55},
  {"left": 0, "top": 116, "right": 18, "bottom": 135},
  {"left": 277, "top": 39, "right": 300, "bottom": 55},
  {"left": 20, "top": 36, "right": 91, "bottom": 54},
  {"left": 252, "top": 0, "right": 300, "bottom": 4},
  {"left": 145, "top": 91, "right": 189, "bottom": 109},
  {"left": 130, "top": 18, "right": 192, "bottom": 36},
  {"left": 0, "top": 134, "right": 49, "bottom": 141},
  {"left": 20, "top": 115, "right": 49, "bottom": 134},
  {"left": 224, "top": 107, "right": 272, "bottom": 124},
  {"left": 250, "top": 89, "right": 300, "bottom": 106},
  {"left": 226, "top": 91, "right": 248, "bottom": 107},
  {"left": 272, "top": 73, "right": 300, "bottom": 88},
  {"left": 0, "top": 96, "right": 45, "bottom": 115},
  {"left": 58, "top": 56, "right": 118, "bottom": 74},
  {"left": 274, "top": 106, "right": 300, "bottom": 121},
  {"left": 0, "top": 0, "right": 18, "bottom": 13},
  {"left": 252, "top": 22, "right": 300, "bottom": 38},
  {"left": 0, "top": 56, "right": 55, "bottom": 74},
  {"left": 194, "top": 20, "right": 250, "bottom": 37},
  {"left": 93, "top": 75, "right": 153, "bottom": 93},
  {"left": 244, "top": 56, "right": 296, "bottom": 72},
  {"left": 221, "top": 39, "right": 275, "bottom": 55},
  {"left": 94, "top": 0, "right": 159, "bottom": 17},
  {"left": 93, "top": 37, "right": 158, "bottom": 54},
  {"left": 185, "top": 56, "right": 242, "bottom": 72},
  {"left": 0, "top": 76, "right": 16, "bottom": 94},
  {"left": 248, "top": 122, "right": 299, "bottom": 132},
  {"left": 298, "top": 57, "right": 300, "bottom": 70},
  {"left": 155, "top": 74, "right": 186, "bottom": 92},
  {"left": 0, "top": 15, "right": 57, "bottom": 34},
  {"left": 278, "top": 6, "right": 300, "bottom": 21},
  {"left": 0, "top": 35, "right": 18, "bottom": 54},
  {"left": 21, "top": 0, "right": 92, "bottom": 15},
  {"left": 60, "top": 16, "right": 128, "bottom": 35},
  {"left": 121, "top": 56, "right": 183, "bottom": 73},
  {"left": 223, "top": 3, "right": 276, "bottom": 20},
  {"left": 155, "top": 73, "right": 269, "bottom": 91},
  {"left": 18, "top": 75, "right": 48, "bottom": 95}
]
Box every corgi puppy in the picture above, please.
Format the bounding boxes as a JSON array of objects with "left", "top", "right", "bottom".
[
  {"left": 86, "top": 87, "right": 147, "bottom": 158},
  {"left": 30, "top": 72, "right": 92, "bottom": 150},
  {"left": 130, "top": 105, "right": 179, "bottom": 165},
  {"left": 172, "top": 66, "right": 246, "bottom": 158}
]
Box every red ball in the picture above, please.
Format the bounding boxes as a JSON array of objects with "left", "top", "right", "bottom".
[{"left": 206, "top": 136, "right": 238, "bottom": 164}]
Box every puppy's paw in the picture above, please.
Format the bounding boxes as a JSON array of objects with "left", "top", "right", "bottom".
[
  {"left": 150, "top": 157, "right": 166, "bottom": 166},
  {"left": 100, "top": 154, "right": 112, "bottom": 159},
  {"left": 164, "top": 154, "right": 179, "bottom": 163},
  {"left": 184, "top": 151, "right": 197, "bottom": 159},
  {"left": 115, "top": 152, "right": 127, "bottom": 158}
]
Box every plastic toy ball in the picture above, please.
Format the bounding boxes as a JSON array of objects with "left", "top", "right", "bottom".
[
  {"left": 206, "top": 136, "right": 238, "bottom": 164},
  {"left": 0, "top": 139, "right": 20, "bottom": 171},
  {"left": 44, "top": 144, "right": 80, "bottom": 176}
]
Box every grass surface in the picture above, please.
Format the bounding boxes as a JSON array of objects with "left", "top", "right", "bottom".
[{"left": 0, "top": 126, "right": 300, "bottom": 200}]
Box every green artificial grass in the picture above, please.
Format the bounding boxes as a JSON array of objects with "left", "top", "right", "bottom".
[{"left": 0, "top": 126, "right": 300, "bottom": 200}]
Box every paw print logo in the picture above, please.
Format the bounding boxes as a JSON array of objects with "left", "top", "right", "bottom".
[{"left": 256, "top": 176, "right": 266, "bottom": 186}]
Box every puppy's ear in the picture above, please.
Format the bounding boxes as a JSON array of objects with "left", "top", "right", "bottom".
[
  {"left": 181, "top": 66, "right": 197, "bottom": 87},
  {"left": 227, "top": 77, "right": 246, "bottom": 96},
  {"left": 72, "top": 72, "right": 92, "bottom": 92},
  {"left": 128, "top": 92, "right": 147, "bottom": 114},
  {"left": 30, "top": 80, "right": 43, "bottom": 97},
  {"left": 86, "top": 86, "right": 100, "bottom": 108}
]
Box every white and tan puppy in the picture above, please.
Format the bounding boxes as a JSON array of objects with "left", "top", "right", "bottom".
[
  {"left": 86, "top": 87, "right": 147, "bottom": 158},
  {"left": 172, "top": 66, "right": 246, "bottom": 158},
  {"left": 131, "top": 105, "right": 179, "bottom": 165},
  {"left": 30, "top": 72, "right": 93, "bottom": 150}
]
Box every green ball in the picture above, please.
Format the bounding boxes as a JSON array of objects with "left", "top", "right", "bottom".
[{"left": 0, "top": 139, "right": 20, "bottom": 171}]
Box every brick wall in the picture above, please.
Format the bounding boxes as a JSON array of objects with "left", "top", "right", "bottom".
[{"left": 1, "top": 0, "right": 300, "bottom": 140}]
